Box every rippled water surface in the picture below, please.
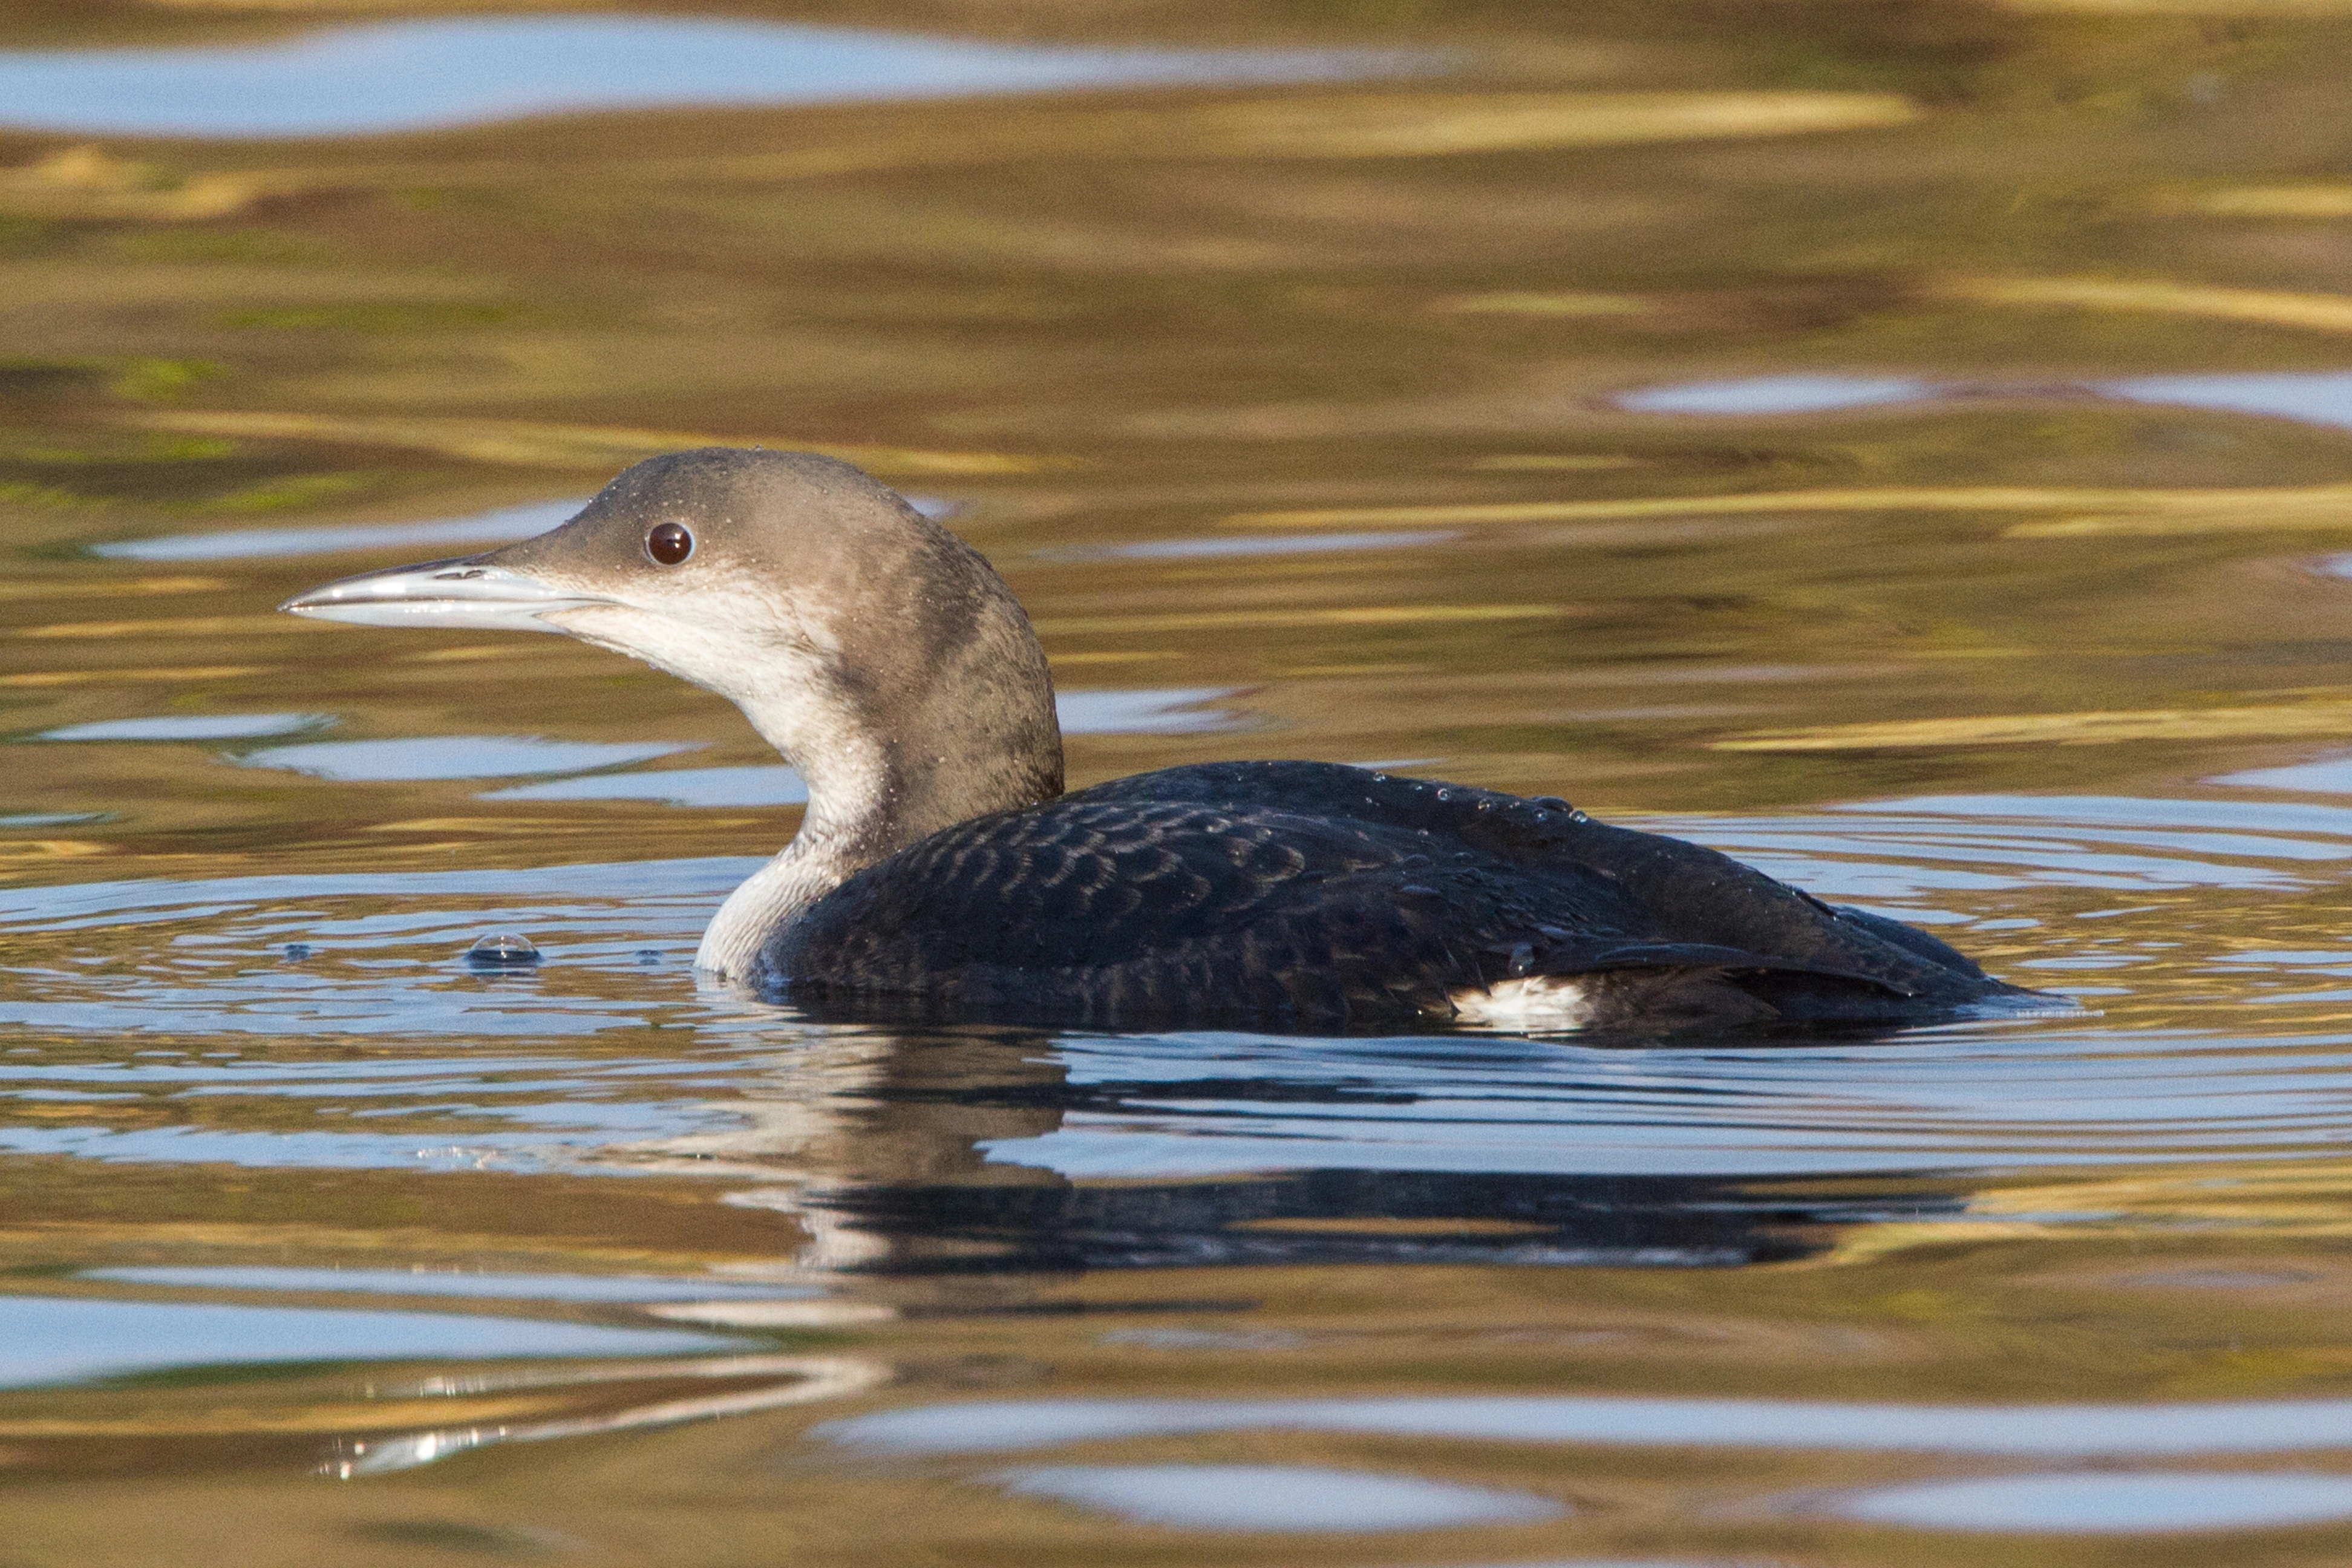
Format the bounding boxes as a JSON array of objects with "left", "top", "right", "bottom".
[
  {"left": 0, "top": 18, "right": 1385, "bottom": 137},
  {"left": 13, "top": 2, "right": 2352, "bottom": 1563}
]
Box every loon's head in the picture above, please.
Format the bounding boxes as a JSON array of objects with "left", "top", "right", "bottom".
[{"left": 282, "top": 448, "right": 1065, "bottom": 854}]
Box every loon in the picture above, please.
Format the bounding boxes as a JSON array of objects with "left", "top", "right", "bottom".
[{"left": 283, "top": 447, "right": 2038, "bottom": 1033}]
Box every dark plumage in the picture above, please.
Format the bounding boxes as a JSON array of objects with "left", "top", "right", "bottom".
[
  {"left": 779, "top": 760, "right": 2027, "bottom": 1031},
  {"left": 284, "top": 447, "right": 2042, "bottom": 1036}
]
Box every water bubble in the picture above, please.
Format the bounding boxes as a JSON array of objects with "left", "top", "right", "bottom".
[{"left": 466, "top": 933, "right": 541, "bottom": 968}]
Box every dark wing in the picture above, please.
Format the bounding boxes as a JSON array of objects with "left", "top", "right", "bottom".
[
  {"left": 1084, "top": 763, "right": 2004, "bottom": 997},
  {"left": 772, "top": 761, "right": 2019, "bottom": 1030},
  {"left": 772, "top": 789, "right": 1624, "bottom": 1028}
]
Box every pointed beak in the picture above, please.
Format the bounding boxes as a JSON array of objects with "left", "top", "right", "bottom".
[{"left": 279, "top": 556, "right": 616, "bottom": 633}]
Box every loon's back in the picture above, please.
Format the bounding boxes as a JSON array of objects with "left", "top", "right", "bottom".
[{"left": 765, "top": 761, "right": 2028, "bottom": 1033}]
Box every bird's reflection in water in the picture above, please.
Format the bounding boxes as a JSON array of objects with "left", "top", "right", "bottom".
[{"left": 690, "top": 1018, "right": 1960, "bottom": 1282}]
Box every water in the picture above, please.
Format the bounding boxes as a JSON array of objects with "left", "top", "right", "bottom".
[
  {"left": 2218, "top": 754, "right": 2352, "bottom": 792},
  {"left": 88, "top": 494, "right": 956, "bottom": 561},
  {"left": 0, "top": 17, "right": 1388, "bottom": 138},
  {"left": 232, "top": 735, "right": 700, "bottom": 781},
  {"left": 0, "top": 1294, "right": 743, "bottom": 1388},
  {"left": 826, "top": 1394, "right": 2352, "bottom": 1457},
  {"left": 1831, "top": 1472, "right": 2352, "bottom": 1534},
  {"left": 992, "top": 1462, "right": 1569, "bottom": 1530},
  {"left": 41, "top": 713, "right": 328, "bottom": 742},
  {"left": 80, "top": 1266, "right": 822, "bottom": 1301},
  {"left": 1615, "top": 370, "right": 2352, "bottom": 436},
  {"left": 13, "top": 3, "right": 2352, "bottom": 1561},
  {"left": 480, "top": 764, "right": 809, "bottom": 808},
  {"left": 1617, "top": 376, "right": 1935, "bottom": 417}
]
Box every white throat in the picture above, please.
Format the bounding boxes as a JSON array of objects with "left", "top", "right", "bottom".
[
  {"left": 697, "top": 826, "right": 864, "bottom": 981},
  {"left": 694, "top": 702, "right": 901, "bottom": 984},
  {"left": 558, "top": 602, "right": 906, "bottom": 982}
]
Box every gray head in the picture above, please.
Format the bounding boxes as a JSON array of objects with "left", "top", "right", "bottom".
[{"left": 285, "top": 448, "right": 1065, "bottom": 861}]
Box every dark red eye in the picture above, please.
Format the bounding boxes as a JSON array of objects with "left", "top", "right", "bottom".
[{"left": 646, "top": 521, "right": 693, "bottom": 566}]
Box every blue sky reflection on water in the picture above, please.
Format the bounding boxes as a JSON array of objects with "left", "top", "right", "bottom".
[
  {"left": 90, "top": 500, "right": 589, "bottom": 563},
  {"left": 2212, "top": 754, "right": 2352, "bottom": 792},
  {"left": 978, "top": 1025, "right": 2352, "bottom": 1180},
  {"left": 235, "top": 735, "right": 700, "bottom": 782},
  {"left": 1617, "top": 374, "right": 1932, "bottom": 416},
  {"left": 21, "top": 688, "right": 1230, "bottom": 808},
  {"left": 2102, "top": 371, "right": 2352, "bottom": 430},
  {"left": 1829, "top": 1471, "right": 2352, "bottom": 1534},
  {"left": 0, "top": 1294, "right": 739, "bottom": 1388},
  {"left": 482, "top": 765, "right": 811, "bottom": 808},
  {"left": 992, "top": 1463, "right": 1566, "bottom": 1532},
  {"left": 26, "top": 1004, "right": 2352, "bottom": 1180},
  {"left": 0, "top": 17, "right": 1389, "bottom": 139},
  {"left": 89, "top": 495, "right": 958, "bottom": 563},
  {"left": 41, "top": 713, "right": 329, "bottom": 743},
  {"left": 1613, "top": 369, "right": 2352, "bottom": 432},
  {"left": 81, "top": 1266, "right": 811, "bottom": 1301},
  {"left": 823, "top": 1391, "right": 2352, "bottom": 1457},
  {"left": 185, "top": 690, "right": 1235, "bottom": 805}
]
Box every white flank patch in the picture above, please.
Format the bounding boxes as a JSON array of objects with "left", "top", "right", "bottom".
[{"left": 1448, "top": 976, "right": 1591, "bottom": 1031}]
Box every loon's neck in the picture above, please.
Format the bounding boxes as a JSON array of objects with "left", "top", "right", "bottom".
[
  {"left": 698, "top": 817, "right": 882, "bottom": 981},
  {"left": 690, "top": 571, "right": 1066, "bottom": 981}
]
